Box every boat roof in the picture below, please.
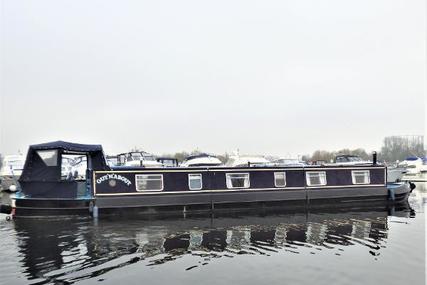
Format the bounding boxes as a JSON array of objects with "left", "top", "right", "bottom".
[
  {"left": 405, "top": 156, "right": 420, "bottom": 161},
  {"left": 184, "top": 153, "right": 217, "bottom": 161},
  {"left": 20, "top": 141, "right": 109, "bottom": 186},
  {"left": 117, "top": 151, "right": 154, "bottom": 156},
  {"left": 29, "top": 140, "right": 103, "bottom": 153}
]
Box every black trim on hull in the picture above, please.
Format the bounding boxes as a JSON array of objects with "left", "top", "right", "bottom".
[
  {"left": 95, "top": 189, "right": 307, "bottom": 209},
  {"left": 11, "top": 184, "right": 411, "bottom": 217},
  {"left": 92, "top": 197, "right": 410, "bottom": 218},
  {"left": 15, "top": 198, "right": 92, "bottom": 208},
  {"left": 14, "top": 199, "right": 92, "bottom": 217},
  {"left": 14, "top": 207, "right": 90, "bottom": 217}
]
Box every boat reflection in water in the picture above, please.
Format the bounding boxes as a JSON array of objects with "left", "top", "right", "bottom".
[{"left": 13, "top": 205, "right": 414, "bottom": 284}]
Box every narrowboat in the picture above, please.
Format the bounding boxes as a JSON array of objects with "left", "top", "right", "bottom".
[{"left": 0, "top": 141, "right": 415, "bottom": 218}]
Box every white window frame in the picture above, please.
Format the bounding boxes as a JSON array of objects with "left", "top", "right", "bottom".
[
  {"left": 135, "top": 174, "right": 164, "bottom": 191},
  {"left": 306, "top": 171, "right": 327, "bottom": 186},
  {"left": 226, "top": 173, "right": 250, "bottom": 189},
  {"left": 274, "top": 172, "right": 286, "bottom": 187},
  {"left": 351, "top": 170, "right": 370, "bottom": 185},
  {"left": 188, "top": 173, "right": 203, "bottom": 190}
]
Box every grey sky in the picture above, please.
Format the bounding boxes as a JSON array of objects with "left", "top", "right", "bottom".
[{"left": 0, "top": 0, "right": 425, "bottom": 157}]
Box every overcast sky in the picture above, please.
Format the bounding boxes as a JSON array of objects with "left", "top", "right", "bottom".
[{"left": 0, "top": 0, "right": 425, "bottom": 157}]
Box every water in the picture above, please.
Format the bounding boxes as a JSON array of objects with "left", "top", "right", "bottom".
[{"left": 0, "top": 181, "right": 425, "bottom": 285}]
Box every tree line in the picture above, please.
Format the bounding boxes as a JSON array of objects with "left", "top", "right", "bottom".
[
  {"left": 379, "top": 135, "right": 425, "bottom": 162},
  {"left": 301, "top": 148, "right": 371, "bottom": 163},
  {"left": 160, "top": 150, "right": 230, "bottom": 163},
  {"left": 0, "top": 136, "right": 423, "bottom": 167},
  {"left": 302, "top": 135, "right": 425, "bottom": 163},
  {"left": 162, "top": 136, "right": 425, "bottom": 164}
]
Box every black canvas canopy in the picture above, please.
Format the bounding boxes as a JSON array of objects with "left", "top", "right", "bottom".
[
  {"left": 19, "top": 141, "right": 110, "bottom": 198},
  {"left": 30, "top": 141, "right": 104, "bottom": 153}
]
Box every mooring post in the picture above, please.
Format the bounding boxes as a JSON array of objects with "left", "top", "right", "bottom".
[
  {"left": 93, "top": 205, "right": 99, "bottom": 219},
  {"left": 388, "top": 187, "right": 395, "bottom": 202}
]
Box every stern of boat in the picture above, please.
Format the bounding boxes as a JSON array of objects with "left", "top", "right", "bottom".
[{"left": 387, "top": 182, "right": 413, "bottom": 204}]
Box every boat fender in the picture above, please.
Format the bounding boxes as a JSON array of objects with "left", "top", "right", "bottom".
[
  {"left": 93, "top": 205, "right": 99, "bottom": 219},
  {"left": 409, "top": 182, "right": 416, "bottom": 192},
  {"left": 388, "top": 188, "right": 395, "bottom": 201},
  {"left": 0, "top": 204, "right": 12, "bottom": 215}
]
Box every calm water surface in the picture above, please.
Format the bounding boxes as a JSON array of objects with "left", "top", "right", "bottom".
[{"left": 0, "top": 181, "right": 425, "bottom": 285}]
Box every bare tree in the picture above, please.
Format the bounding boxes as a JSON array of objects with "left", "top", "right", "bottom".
[
  {"left": 379, "top": 135, "right": 425, "bottom": 162},
  {"left": 311, "top": 150, "right": 334, "bottom": 162},
  {"left": 307, "top": 148, "right": 371, "bottom": 162},
  {"left": 216, "top": 153, "right": 230, "bottom": 164}
]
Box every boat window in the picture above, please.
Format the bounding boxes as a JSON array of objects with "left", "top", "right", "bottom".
[
  {"left": 336, "top": 157, "right": 347, "bottom": 163},
  {"left": 36, "top": 150, "right": 58, "bottom": 166},
  {"left": 351, "top": 170, "right": 370, "bottom": 184},
  {"left": 159, "top": 159, "right": 178, "bottom": 167},
  {"left": 135, "top": 174, "right": 163, "bottom": 191},
  {"left": 142, "top": 155, "right": 156, "bottom": 161},
  {"left": 226, "top": 173, "right": 250, "bottom": 189},
  {"left": 306, "top": 171, "right": 327, "bottom": 186},
  {"left": 61, "top": 154, "right": 88, "bottom": 180},
  {"left": 188, "top": 174, "right": 203, "bottom": 190},
  {"left": 274, "top": 172, "right": 286, "bottom": 187},
  {"left": 131, "top": 153, "right": 143, "bottom": 160}
]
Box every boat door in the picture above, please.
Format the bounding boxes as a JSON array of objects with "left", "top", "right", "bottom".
[{"left": 61, "top": 153, "right": 90, "bottom": 198}]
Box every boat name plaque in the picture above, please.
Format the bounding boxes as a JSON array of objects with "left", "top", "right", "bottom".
[{"left": 96, "top": 173, "right": 132, "bottom": 187}]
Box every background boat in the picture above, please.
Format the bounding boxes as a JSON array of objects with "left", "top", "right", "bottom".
[
  {"left": 0, "top": 154, "right": 25, "bottom": 192},
  {"left": 180, "top": 153, "right": 223, "bottom": 167}
]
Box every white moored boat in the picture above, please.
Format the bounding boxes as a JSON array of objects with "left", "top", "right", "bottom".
[
  {"left": 117, "top": 152, "right": 163, "bottom": 168},
  {"left": 0, "top": 154, "right": 25, "bottom": 191},
  {"left": 180, "top": 154, "right": 223, "bottom": 167},
  {"left": 226, "top": 155, "right": 270, "bottom": 167},
  {"left": 399, "top": 157, "right": 423, "bottom": 175},
  {"left": 331, "top": 155, "right": 372, "bottom": 166},
  {"left": 270, "top": 158, "right": 306, "bottom": 167},
  {"left": 420, "top": 157, "right": 427, "bottom": 173},
  {"left": 386, "top": 165, "right": 407, "bottom": 183}
]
